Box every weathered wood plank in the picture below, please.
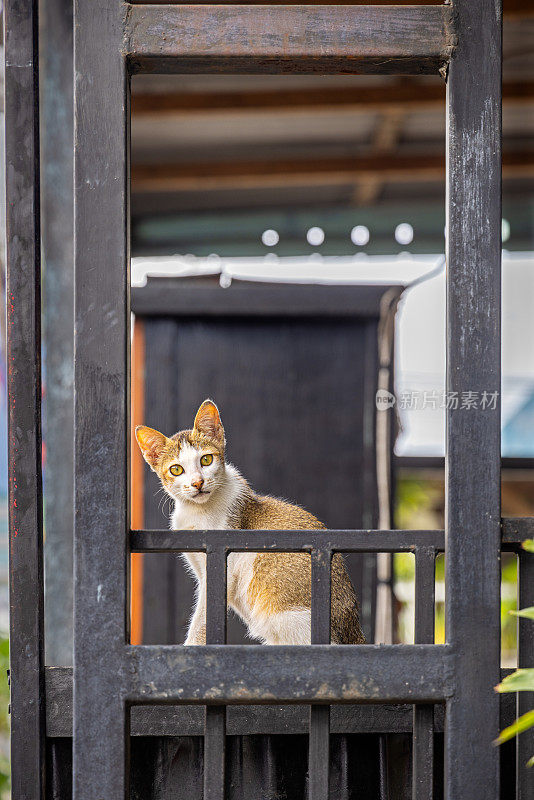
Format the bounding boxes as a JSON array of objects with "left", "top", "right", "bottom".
[
  {"left": 444, "top": 0, "right": 502, "bottom": 796},
  {"left": 73, "top": 0, "right": 130, "bottom": 797},
  {"left": 125, "top": 645, "right": 453, "bottom": 704},
  {"left": 126, "top": 5, "right": 455, "bottom": 75},
  {"left": 5, "top": 0, "right": 46, "bottom": 796},
  {"left": 127, "top": 0, "right": 533, "bottom": 19},
  {"left": 44, "top": 666, "right": 517, "bottom": 738}
]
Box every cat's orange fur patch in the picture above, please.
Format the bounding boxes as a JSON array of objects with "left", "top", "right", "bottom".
[{"left": 247, "top": 553, "right": 311, "bottom": 616}]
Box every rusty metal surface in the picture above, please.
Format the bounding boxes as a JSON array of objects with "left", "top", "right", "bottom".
[{"left": 125, "top": 4, "right": 456, "bottom": 75}]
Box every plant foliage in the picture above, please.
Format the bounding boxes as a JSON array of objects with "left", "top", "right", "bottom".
[{"left": 495, "top": 540, "right": 534, "bottom": 768}]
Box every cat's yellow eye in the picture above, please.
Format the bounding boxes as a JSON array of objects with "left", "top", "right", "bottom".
[
  {"left": 200, "top": 454, "right": 213, "bottom": 467},
  {"left": 169, "top": 464, "right": 183, "bottom": 476}
]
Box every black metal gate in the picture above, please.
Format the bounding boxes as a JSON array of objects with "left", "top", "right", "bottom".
[{"left": 6, "top": 1, "right": 534, "bottom": 800}]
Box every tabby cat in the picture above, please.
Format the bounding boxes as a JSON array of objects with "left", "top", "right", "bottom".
[{"left": 136, "top": 399, "right": 364, "bottom": 645}]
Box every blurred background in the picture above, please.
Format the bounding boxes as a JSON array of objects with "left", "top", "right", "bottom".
[
  {"left": 127, "top": 55, "right": 534, "bottom": 656},
  {"left": 0, "top": 0, "right": 533, "bottom": 795}
]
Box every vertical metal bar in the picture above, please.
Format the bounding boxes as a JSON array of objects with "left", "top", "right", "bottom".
[
  {"left": 517, "top": 549, "right": 534, "bottom": 798},
  {"left": 40, "top": 0, "right": 75, "bottom": 668},
  {"left": 362, "top": 318, "right": 379, "bottom": 642},
  {"left": 309, "top": 548, "right": 331, "bottom": 800},
  {"left": 130, "top": 319, "right": 145, "bottom": 645},
  {"left": 72, "top": 1, "right": 130, "bottom": 797},
  {"left": 311, "top": 549, "right": 331, "bottom": 644},
  {"left": 204, "top": 547, "right": 227, "bottom": 800},
  {"left": 5, "top": 1, "right": 45, "bottom": 796},
  {"left": 412, "top": 547, "right": 435, "bottom": 800},
  {"left": 378, "top": 736, "right": 389, "bottom": 800},
  {"left": 205, "top": 547, "right": 227, "bottom": 646},
  {"left": 445, "top": 0, "right": 502, "bottom": 797}
]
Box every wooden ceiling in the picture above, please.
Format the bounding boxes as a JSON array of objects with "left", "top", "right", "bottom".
[{"left": 130, "top": 2, "right": 534, "bottom": 245}]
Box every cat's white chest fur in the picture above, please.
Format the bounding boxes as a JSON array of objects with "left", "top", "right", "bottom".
[
  {"left": 171, "top": 501, "right": 232, "bottom": 533},
  {"left": 171, "top": 503, "right": 229, "bottom": 583},
  {"left": 170, "top": 465, "right": 255, "bottom": 626},
  {"left": 171, "top": 503, "right": 230, "bottom": 583}
]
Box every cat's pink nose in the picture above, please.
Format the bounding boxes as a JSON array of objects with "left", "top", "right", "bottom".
[{"left": 191, "top": 478, "right": 204, "bottom": 491}]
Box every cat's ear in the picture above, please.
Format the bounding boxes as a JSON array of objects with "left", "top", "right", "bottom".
[
  {"left": 193, "top": 399, "right": 225, "bottom": 447},
  {"left": 135, "top": 425, "right": 167, "bottom": 471}
]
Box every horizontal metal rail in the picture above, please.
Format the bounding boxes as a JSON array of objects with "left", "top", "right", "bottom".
[
  {"left": 124, "top": 4, "right": 455, "bottom": 75},
  {"left": 125, "top": 644, "right": 453, "bottom": 705},
  {"left": 131, "top": 529, "right": 444, "bottom": 553},
  {"left": 131, "top": 282, "right": 401, "bottom": 319},
  {"left": 501, "top": 517, "right": 534, "bottom": 543},
  {"left": 45, "top": 666, "right": 518, "bottom": 738},
  {"left": 131, "top": 523, "right": 527, "bottom": 553}
]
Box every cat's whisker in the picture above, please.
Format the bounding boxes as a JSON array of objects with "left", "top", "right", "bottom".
[{"left": 155, "top": 488, "right": 172, "bottom": 517}]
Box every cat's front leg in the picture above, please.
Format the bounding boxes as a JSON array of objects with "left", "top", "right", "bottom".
[{"left": 184, "top": 580, "right": 206, "bottom": 645}]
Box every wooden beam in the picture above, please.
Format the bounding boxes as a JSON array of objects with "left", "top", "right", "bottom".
[
  {"left": 353, "top": 108, "right": 406, "bottom": 206},
  {"left": 504, "top": 0, "right": 534, "bottom": 18},
  {"left": 367, "top": 108, "right": 406, "bottom": 153},
  {"left": 132, "top": 80, "right": 534, "bottom": 117},
  {"left": 129, "top": 0, "right": 533, "bottom": 17},
  {"left": 126, "top": 5, "right": 454, "bottom": 75},
  {"left": 131, "top": 0, "right": 445, "bottom": 3},
  {"left": 132, "top": 150, "right": 534, "bottom": 193}
]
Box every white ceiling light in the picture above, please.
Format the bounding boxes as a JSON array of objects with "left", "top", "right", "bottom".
[
  {"left": 261, "top": 229, "right": 279, "bottom": 247},
  {"left": 351, "top": 225, "right": 370, "bottom": 247},
  {"left": 395, "top": 223, "right": 414, "bottom": 246},
  {"left": 306, "top": 226, "right": 325, "bottom": 246}
]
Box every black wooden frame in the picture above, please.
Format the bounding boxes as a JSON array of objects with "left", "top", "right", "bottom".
[
  {"left": 7, "top": 1, "right": 534, "bottom": 799},
  {"left": 5, "top": 1, "right": 45, "bottom": 798}
]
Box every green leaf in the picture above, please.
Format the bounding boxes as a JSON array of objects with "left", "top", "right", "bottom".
[
  {"left": 496, "top": 710, "right": 534, "bottom": 745},
  {"left": 511, "top": 607, "right": 534, "bottom": 620},
  {"left": 496, "top": 669, "right": 534, "bottom": 693},
  {"left": 523, "top": 539, "right": 534, "bottom": 553}
]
